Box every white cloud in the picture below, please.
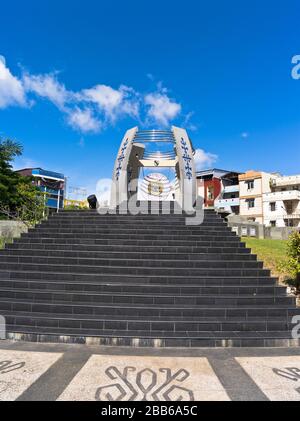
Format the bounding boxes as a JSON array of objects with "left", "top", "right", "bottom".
[
  {"left": 194, "top": 148, "right": 218, "bottom": 170},
  {"left": 23, "top": 72, "right": 69, "bottom": 108},
  {"left": 81, "top": 84, "right": 140, "bottom": 122},
  {"left": 66, "top": 107, "right": 101, "bottom": 133},
  {"left": 241, "top": 132, "right": 249, "bottom": 139},
  {"left": 183, "top": 111, "right": 197, "bottom": 131},
  {"left": 0, "top": 55, "right": 26, "bottom": 108},
  {"left": 0, "top": 55, "right": 186, "bottom": 134},
  {"left": 82, "top": 85, "right": 122, "bottom": 113},
  {"left": 144, "top": 92, "right": 181, "bottom": 126}
]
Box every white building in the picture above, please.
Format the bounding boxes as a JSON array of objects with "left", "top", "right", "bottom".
[
  {"left": 238, "top": 170, "right": 273, "bottom": 224},
  {"left": 213, "top": 171, "right": 241, "bottom": 214},
  {"left": 263, "top": 174, "right": 300, "bottom": 227},
  {"left": 215, "top": 184, "right": 240, "bottom": 214}
]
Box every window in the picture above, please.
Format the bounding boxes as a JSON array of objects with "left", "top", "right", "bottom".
[
  {"left": 246, "top": 180, "right": 254, "bottom": 190},
  {"left": 246, "top": 198, "right": 255, "bottom": 209},
  {"left": 270, "top": 202, "right": 276, "bottom": 212},
  {"left": 207, "top": 186, "right": 214, "bottom": 200},
  {"left": 270, "top": 221, "right": 276, "bottom": 227},
  {"left": 241, "top": 227, "right": 248, "bottom": 236}
]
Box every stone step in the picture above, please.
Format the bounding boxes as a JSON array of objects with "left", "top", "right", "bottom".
[
  {"left": 0, "top": 270, "right": 277, "bottom": 285},
  {"left": 44, "top": 214, "right": 224, "bottom": 221},
  {"left": 0, "top": 261, "right": 270, "bottom": 276},
  {"left": 3, "top": 307, "right": 299, "bottom": 324},
  {"left": 1, "top": 248, "right": 257, "bottom": 261},
  {"left": 22, "top": 229, "right": 238, "bottom": 241},
  {"left": 56, "top": 210, "right": 213, "bottom": 217},
  {"left": 0, "top": 255, "right": 263, "bottom": 269},
  {"left": 6, "top": 323, "right": 299, "bottom": 347},
  {"left": 42, "top": 213, "right": 223, "bottom": 220},
  {"left": 0, "top": 304, "right": 295, "bottom": 329},
  {"left": 43, "top": 220, "right": 226, "bottom": 227},
  {"left": 51, "top": 211, "right": 223, "bottom": 220},
  {"left": 55, "top": 208, "right": 211, "bottom": 213},
  {"left": 6, "top": 242, "right": 251, "bottom": 254},
  {"left": 0, "top": 285, "right": 289, "bottom": 305},
  {"left": 48, "top": 218, "right": 223, "bottom": 226},
  {"left": 0, "top": 278, "right": 282, "bottom": 295},
  {"left": 12, "top": 237, "right": 244, "bottom": 247},
  {"left": 32, "top": 226, "right": 233, "bottom": 234},
  {"left": 0, "top": 296, "right": 300, "bottom": 316}
]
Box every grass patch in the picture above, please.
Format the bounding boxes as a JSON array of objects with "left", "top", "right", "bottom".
[
  {"left": 242, "top": 237, "right": 289, "bottom": 283},
  {"left": 0, "top": 237, "right": 12, "bottom": 249}
]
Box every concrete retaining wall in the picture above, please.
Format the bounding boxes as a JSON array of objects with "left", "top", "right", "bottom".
[
  {"left": 225, "top": 214, "right": 299, "bottom": 240},
  {"left": 0, "top": 221, "right": 28, "bottom": 239},
  {"left": 264, "top": 226, "right": 296, "bottom": 240}
]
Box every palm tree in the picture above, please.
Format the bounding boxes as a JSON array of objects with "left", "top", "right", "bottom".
[{"left": 0, "top": 138, "right": 23, "bottom": 161}]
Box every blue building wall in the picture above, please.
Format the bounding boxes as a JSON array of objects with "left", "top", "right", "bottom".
[{"left": 17, "top": 168, "right": 65, "bottom": 210}]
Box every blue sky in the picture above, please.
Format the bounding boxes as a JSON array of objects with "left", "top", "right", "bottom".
[{"left": 0, "top": 0, "right": 300, "bottom": 195}]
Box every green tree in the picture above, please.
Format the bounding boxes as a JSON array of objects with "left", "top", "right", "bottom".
[
  {"left": 0, "top": 137, "right": 46, "bottom": 224},
  {"left": 0, "top": 138, "right": 23, "bottom": 161},
  {"left": 0, "top": 138, "right": 23, "bottom": 212},
  {"left": 278, "top": 231, "right": 300, "bottom": 294}
]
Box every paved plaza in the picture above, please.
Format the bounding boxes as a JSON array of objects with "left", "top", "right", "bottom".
[{"left": 0, "top": 340, "right": 300, "bottom": 401}]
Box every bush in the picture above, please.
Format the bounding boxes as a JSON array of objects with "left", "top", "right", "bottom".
[
  {"left": 15, "top": 181, "right": 47, "bottom": 225},
  {"left": 63, "top": 204, "right": 87, "bottom": 210},
  {"left": 0, "top": 237, "right": 12, "bottom": 249},
  {"left": 278, "top": 231, "right": 300, "bottom": 294}
]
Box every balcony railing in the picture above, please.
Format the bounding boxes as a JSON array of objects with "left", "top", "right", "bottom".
[
  {"left": 264, "top": 190, "right": 300, "bottom": 201},
  {"left": 223, "top": 185, "right": 239, "bottom": 194},
  {"left": 283, "top": 213, "right": 300, "bottom": 219},
  {"left": 215, "top": 198, "right": 240, "bottom": 207},
  {"left": 266, "top": 212, "right": 300, "bottom": 219},
  {"left": 272, "top": 175, "right": 300, "bottom": 187}
]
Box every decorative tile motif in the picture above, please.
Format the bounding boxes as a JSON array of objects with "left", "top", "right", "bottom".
[
  {"left": 58, "top": 355, "right": 230, "bottom": 401},
  {"left": 180, "top": 137, "right": 192, "bottom": 180},
  {"left": 0, "top": 350, "right": 61, "bottom": 401},
  {"left": 236, "top": 356, "right": 300, "bottom": 401},
  {"left": 95, "top": 366, "right": 194, "bottom": 401},
  {"left": 115, "top": 138, "right": 129, "bottom": 181}
]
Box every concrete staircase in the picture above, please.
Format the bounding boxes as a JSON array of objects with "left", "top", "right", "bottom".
[{"left": 0, "top": 206, "right": 299, "bottom": 347}]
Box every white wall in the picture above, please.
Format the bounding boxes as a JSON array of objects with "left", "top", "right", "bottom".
[
  {"left": 239, "top": 178, "right": 261, "bottom": 198},
  {"left": 263, "top": 198, "right": 300, "bottom": 227},
  {"left": 239, "top": 197, "right": 263, "bottom": 223},
  {"left": 239, "top": 172, "right": 273, "bottom": 224}
]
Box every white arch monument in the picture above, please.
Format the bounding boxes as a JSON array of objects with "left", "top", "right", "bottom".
[{"left": 110, "top": 126, "right": 196, "bottom": 210}]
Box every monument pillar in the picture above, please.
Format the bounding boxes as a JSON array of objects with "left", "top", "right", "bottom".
[
  {"left": 110, "top": 127, "right": 138, "bottom": 208},
  {"left": 172, "top": 126, "right": 196, "bottom": 209}
]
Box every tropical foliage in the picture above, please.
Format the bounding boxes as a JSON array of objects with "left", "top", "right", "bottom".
[
  {"left": 278, "top": 232, "right": 300, "bottom": 294},
  {"left": 0, "top": 137, "right": 46, "bottom": 224}
]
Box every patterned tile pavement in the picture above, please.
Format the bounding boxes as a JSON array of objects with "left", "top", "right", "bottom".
[{"left": 0, "top": 340, "right": 300, "bottom": 401}]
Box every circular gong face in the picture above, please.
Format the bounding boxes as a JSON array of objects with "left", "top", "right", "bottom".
[{"left": 141, "top": 173, "right": 172, "bottom": 199}]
